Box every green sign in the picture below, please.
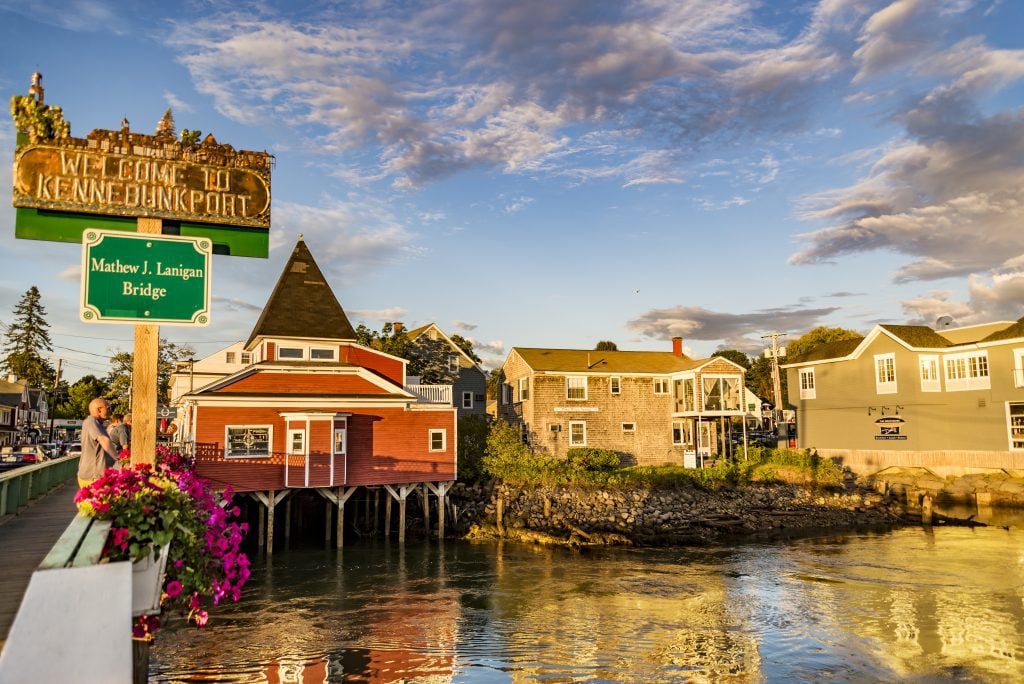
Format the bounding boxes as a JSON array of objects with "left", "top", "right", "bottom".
[{"left": 80, "top": 230, "right": 212, "bottom": 326}]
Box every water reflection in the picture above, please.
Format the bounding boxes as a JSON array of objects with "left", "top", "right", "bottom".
[{"left": 151, "top": 528, "right": 1024, "bottom": 682}]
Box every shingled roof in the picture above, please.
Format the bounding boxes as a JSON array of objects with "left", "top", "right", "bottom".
[
  {"left": 513, "top": 348, "right": 706, "bottom": 374},
  {"left": 879, "top": 325, "right": 953, "bottom": 348},
  {"left": 981, "top": 316, "right": 1024, "bottom": 342},
  {"left": 245, "top": 237, "right": 356, "bottom": 347},
  {"left": 784, "top": 337, "right": 864, "bottom": 364}
]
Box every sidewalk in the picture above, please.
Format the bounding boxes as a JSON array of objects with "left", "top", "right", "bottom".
[{"left": 0, "top": 482, "right": 78, "bottom": 645}]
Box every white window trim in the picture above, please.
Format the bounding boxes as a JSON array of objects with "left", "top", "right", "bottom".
[
  {"left": 1015, "top": 349, "right": 1024, "bottom": 389},
  {"left": 462, "top": 391, "right": 473, "bottom": 409},
  {"left": 333, "top": 427, "right": 347, "bottom": 455},
  {"left": 277, "top": 346, "right": 304, "bottom": 360},
  {"left": 944, "top": 350, "right": 991, "bottom": 392},
  {"left": 225, "top": 425, "right": 273, "bottom": 459},
  {"left": 919, "top": 354, "right": 941, "bottom": 393},
  {"left": 568, "top": 420, "right": 587, "bottom": 447},
  {"left": 225, "top": 352, "right": 236, "bottom": 364},
  {"left": 448, "top": 355, "right": 461, "bottom": 373},
  {"left": 518, "top": 377, "right": 530, "bottom": 401},
  {"left": 653, "top": 378, "right": 669, "bottom": 395},
  {"left": 1008, "top": 402, "right": 1024, "bottom": 451},
  {"left": 874, "top": 353, "right": 897, "bottom": 395},
  {"left": 287, "top": 428, "right": 306, "bottom": 455},
  {"left": 310, "top": 347, "right": 337, "bottom": 361},
  {"left": 799, "top": 368, "right": 816, "bottom": 400},
  {"left": 429, "top": 428, "right": 447, "bottom": 452},
  {"left": 566, "top": 375, "right": 588, "bottom": 401},
  {"left": 240, "top": 352, "right": 252, "bottom": 365},
  {"left": 700, "top": 374, "right": 744, "bottom": 411},
  {"left": 622, "top": 422, "right": 636, "bottom": 433},
  {"left": 672, "top": 420, "right": 684, "bottom": 445},
  {"left": 610, "top": 376, "right": 621, "bottom": 395}
]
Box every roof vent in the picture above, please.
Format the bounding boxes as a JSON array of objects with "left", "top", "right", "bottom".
[{"left": 936, "top": 315, "right": 955, "bottom": 328}]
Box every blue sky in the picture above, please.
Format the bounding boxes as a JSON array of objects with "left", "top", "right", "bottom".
[{"left": 1, "top": 0, "right": 1023, "bottom": 382}]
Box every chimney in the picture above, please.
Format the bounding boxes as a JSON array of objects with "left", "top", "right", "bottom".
[
  {"left": 671, "top": 337, "right": 683, "bottom": 357},
  {"left": 393, "top": 322, "right": 404, "bottom": 336}
]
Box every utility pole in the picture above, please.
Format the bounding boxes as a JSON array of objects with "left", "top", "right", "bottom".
[
  {"left": 48, "top": 358, "right": 62, "bottom": 442},
  {"left": 761, "top": 332, "right": 787, "bottom": 441}
]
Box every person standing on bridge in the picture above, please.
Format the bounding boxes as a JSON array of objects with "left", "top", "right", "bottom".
[
  {"left": 108, "top": 413, "right": 129, "bottom": 457},
  {"left": 76, "top": 397, "right": 119, "bottom": 488}
]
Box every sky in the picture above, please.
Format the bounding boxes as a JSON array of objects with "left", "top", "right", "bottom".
[{"left": 1, "top": 0, "right": 1023, "bottom": 383}]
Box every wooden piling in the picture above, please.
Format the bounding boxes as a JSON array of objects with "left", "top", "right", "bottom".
[
  {"left": 921, "top": 495, "right": 933, "bottom": 525},
  {"left": 266, "top": 490, "right": 275, "bottom": 554},
  {"left": 420, "top": 485, "right": 430, "bottom": 536},
  {"left": 385, "top": 495, "right": 392, "bottom": 539}
]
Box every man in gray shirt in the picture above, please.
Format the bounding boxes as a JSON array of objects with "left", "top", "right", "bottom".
[
  {"left": 108, "top": 413, "right": 129, "bottom": 455},
  {"left": 77, "top": 397, "right": 119, "bottom": 487}
]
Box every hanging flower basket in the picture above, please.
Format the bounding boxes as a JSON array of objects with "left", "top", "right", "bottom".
[{"left": 132, "top": 543, "right": 170, "bottom": 617}]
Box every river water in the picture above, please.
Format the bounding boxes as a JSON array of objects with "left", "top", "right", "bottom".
[{"left": 150, "top": 525, "right": 1024, "bottom": 682}]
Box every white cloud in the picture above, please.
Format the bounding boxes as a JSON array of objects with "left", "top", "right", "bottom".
[
  {"left": 348, "top": 307, "right": 409, "bottom": 322},
  {"left": 452, "top": 320, "right": 478, "bottom": 331}
]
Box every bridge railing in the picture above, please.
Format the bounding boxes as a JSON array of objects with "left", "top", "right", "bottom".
[{"left": 0, "top": 456, "right": 80, "bottom": 521}]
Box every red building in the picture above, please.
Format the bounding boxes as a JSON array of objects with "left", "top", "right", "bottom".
[{"left": 184, "top": 237, "right": 457, "bottom": 549}]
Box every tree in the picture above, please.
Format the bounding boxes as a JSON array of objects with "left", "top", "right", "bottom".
[
  {"left": 486, "top": 367, "right": 504, "bottom": 400},
  {"left": 594, "top": 340, "right": 618, "bottom": 351},
  {"left": 105, "top": 338, "right": 196, "bottom": 411},
  {"left": 2, "top": 286, "right": 56, "bottom": 389},
  {"left": 58, "top": 375, "right": 109, "bottom": 418},
  {"left": 450, "top": 334, "right": 482, "bottom": 364},
  {"left": 786, "top": 326, "right": 862, "bottom": 359},
  {"left": 712, "top": 349, "right": 751, "bottom": 369},
  {"left": 746, "top": 355, "right": 783, "bottom": 406},
  {"left": 406, "top": 337, "right": 457, "bottom": 384},
  {"left": 354, "top": 322, "right": 409, "bottom": 358},
  {"left": 457, "top": 415, "right": 491, "bottom": 480}
]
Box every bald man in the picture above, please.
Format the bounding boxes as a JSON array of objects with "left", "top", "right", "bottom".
[{"left": 77, "top": 397, "right": 120, "bottom": 488}]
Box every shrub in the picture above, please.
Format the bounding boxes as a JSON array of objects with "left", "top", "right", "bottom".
[
  {"left": 566, "top": 448, "right": 620, "bottom": 472},
  {"left": 457, "top": 415, "right": 491, "bottom": 481}
]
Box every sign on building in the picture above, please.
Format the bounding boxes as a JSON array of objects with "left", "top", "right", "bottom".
[{"left": 80, "top": 230, "right": 211, "bottom": 325}]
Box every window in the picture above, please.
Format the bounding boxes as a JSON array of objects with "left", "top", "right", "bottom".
[
  {"left": 1009, "top": 403, "right": 1024, "bottom": 450},
  {"left": 288, "top": 429, "right": 305, "bottom": 455},
  {"left": 518, "top": 377, "right": 530, "bottom": 401},
  {"left": 944, "top": 351, "right": 990, "bottom": 391},
  {"left": 653, "top": 378, "right": 669, "bottom": 395},
  {"left": 566, "top": 376, "right": 588, "bottom": 400},
  {"left": 569, "top": 421, "right": 586, "bottom": 446},
  {"left": 278, "top": 347, "right": 303, "bottom": 360},
  {"left": 875, "top": 353, "right": 897, "bottom": 394},
  {"left": 226, "top": 426, "right": 271, "bottom": 458},
  {"left": 1015, "top": 349, "right": 1024, "bottom": 389},
  {"left": 225, "top": 352, "right": 236, "bottom": 364},
  {"left": 462, "top": 391, "right": 473, "bottom": 409},
  {"left": 702, "top": 376, "right": 741, "bottom": 411},
  {"left": 449, "top": 355, "right": 460, "bottom": 372},
  {"left": 799, "top": 369, "right": 816, "bottom": 400},
  {"left": 310, "top": 348, "right": 335, "bottom": 360},
  {"left": 429, "top": 429, "right": 446, "bottom": 452},
  {"left": 671, "top": 420, "right": 691, "bottom": 446},
  {"left": 610, "top": 377, "right": 621, "bottom": 395},
  {"left": 622, "top": 422, "right": 636, "bottom": 433},
  {"left": 240, "top": 352, "right": 252, "bottom": 365},
  {"left": 333, "top": 428, "right": 347, "bottom": 454},
  {"left": 676, "top": 379, "right": 696, "bottom": 412},
  {"left": 918, "top": 355, "right": 941, "bottom": 392},
  {"left": 501, "top": 384, "right": 512, "bottom": 404}
]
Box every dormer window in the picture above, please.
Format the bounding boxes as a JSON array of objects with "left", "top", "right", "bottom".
[{"left": 278, "top": 347, "right": 303, "bottom": 360}]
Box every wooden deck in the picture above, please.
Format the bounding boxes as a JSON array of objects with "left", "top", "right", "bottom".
[{"left": 0, "top": 482, "right": 78, "bottom": 646}]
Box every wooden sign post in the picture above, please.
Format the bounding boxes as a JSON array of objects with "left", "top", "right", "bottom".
[{"left": 130, "top": 218, "right": 161, "bottom": 465}]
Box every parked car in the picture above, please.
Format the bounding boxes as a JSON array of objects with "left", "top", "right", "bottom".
[
  {"left": 17, "top": 445, "right": 50, "bottom": 464},
  {"left": 1, "top": 446, "right": 21, "bottom": 464},
  {"left": 66, "top": 442, "right": 82, "bottom": 458}
]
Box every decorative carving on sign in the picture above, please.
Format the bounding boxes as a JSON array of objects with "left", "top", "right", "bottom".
[{"left": 10, "top": 73, "right": 273, "bottom": 229}]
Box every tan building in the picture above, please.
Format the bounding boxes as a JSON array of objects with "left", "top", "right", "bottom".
[
  {"left": 498, "top": 339, "right": 747, "bottom": 467},
  {"left": 781, "top": 317, "right": 1024, "bottom": 475}
]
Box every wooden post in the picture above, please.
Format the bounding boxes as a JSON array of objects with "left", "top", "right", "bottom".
[
  {"left": 399, "top": 495, "right": 407, "bottom": 544},
  {"left": 336, "top": 487, "right": 345, "bottom": 548},
  {"left": 284, "top": 496, "right": 292, "bottom": 547},
  {"left": 266, "top": 490, "right": 275, "bottom": 554},
  {"left": 921, "top": 495, "right": 933, "bottom": 525},
  {"left": 325, "top": 498, "right": 333, "bottom": 545},
  {"left": 130, "top": 217, "right": 161, "bottom": 466},
  {"left": 373, "top": 489, "right": 380, "bottom": 534},
  {"left": 496, "top": 496, "right": 504, "bottom": 533},
  {"left": 257, "top": 498, "right": 265, "bottom": 549},
  {"left": 385, "top": 495, "right": 392, "bottom": 539},
  {"left": 420, "top": 484, "right": 430, "bottom": 536}
]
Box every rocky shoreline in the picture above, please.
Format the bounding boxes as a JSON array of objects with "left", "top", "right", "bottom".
[{"left": 449, "top": 478, "right": 983, "bottom": 547}]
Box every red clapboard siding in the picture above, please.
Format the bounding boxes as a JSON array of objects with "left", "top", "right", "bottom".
[
  {"left": 345, "top": 346, "right": 405, "bottom": 385},
  {"left": 194, "top": 405, "right": 455, "bottom": 491},
  {"left": 214, "top": 372, "right": 392, "bottom": 394}
]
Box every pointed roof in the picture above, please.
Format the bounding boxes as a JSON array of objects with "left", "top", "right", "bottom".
[
  {"left": 511, "top": 347, "right": 706, "bottom": 374},
  {"left": 245, "top": 237, "right": 356, "bottom": 347}
]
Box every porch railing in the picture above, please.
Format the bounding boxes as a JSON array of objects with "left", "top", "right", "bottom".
[
  {"left": 0, "top": 455, "right": 80, "bottom": 520},
  {"left": 405, "top": 384, "right": 452, "bottom": 405}
]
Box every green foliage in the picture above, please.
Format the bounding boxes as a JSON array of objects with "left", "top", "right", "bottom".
[
  {"left": 450, "top": 334, "right": 481, "bottom": 363},
  {"left": 2, "top": 286, "right": 56, "bottom": 389},
  {"left": 745, "top": 355, "right": 781, "bottom": 405},
  {"left": 482, "top": 421, "right": 559, "bottom": 484},
  {"left": 786, "top": 326, "right": 862, "bottom": 360},
  {"left": 486, "top": 367, "right": 504, "bottom": 400},
  {"left": 566, "top": 448, "right": 620, "bottom": 471},
  {"left": 180, "top": 129, "right": 202, "bottom": 146},
  {"left": 56, "top": 375, "right": 109, "bottom": 419},
  {"left": 105, "top": 338, "right": 196, "bottom": 411},
  {"left": 407, "top": 336, "right": 458, "bottom": 384},
  {"left": 594, "top": 340, "right": 618, "bottom": 351},
  {"left": 457, "top": 415, "right": 491, "bottom": 481},
  {"left": 712, "top": 349, "right": 752, "bottom": 369},
  {"left": 10, "top": 94, "right": 70, "bottom": 142}
]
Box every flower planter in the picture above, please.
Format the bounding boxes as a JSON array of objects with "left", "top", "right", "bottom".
[{"left": 132, "top": 543, "right": 170, "bottom": 617}]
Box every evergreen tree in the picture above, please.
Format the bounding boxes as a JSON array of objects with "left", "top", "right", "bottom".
[{"left": 2, "top": 286, "right": 55, "bottom": 388}]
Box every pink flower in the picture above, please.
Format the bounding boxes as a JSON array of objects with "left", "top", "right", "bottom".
[{"left": 164, "top": 580, "right": 183, "bottom": 599}]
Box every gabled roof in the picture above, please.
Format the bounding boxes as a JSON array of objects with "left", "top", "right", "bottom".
[
  {"left": 0, "top": 379, "right": 24, "bottom": 408},
  {"left": 245, "top": 237, "right": 356, "bottom": 347},
  {"left": 511, "top": 348, "right": 711, "bottom": 374},
  {"left": 878, "top": 325, "right": 952, "bottom": 349},
  {"left": 785, "top": 337, "right": 864, "bottom": 364},
  {"left": 406, "top": 322, "right": 482, "bottom": 369},
  {"left": 981, "top": 316, "right": 1024, "bottom": 343}
]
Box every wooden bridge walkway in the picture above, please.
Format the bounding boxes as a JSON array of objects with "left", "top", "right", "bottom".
[{"left": 0, "top": 482, "right": 78, "bottom": 646}]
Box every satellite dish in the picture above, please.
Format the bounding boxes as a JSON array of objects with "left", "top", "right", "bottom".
[{"left": 935, "top": 315, "right": 955, "bottom": 328}]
